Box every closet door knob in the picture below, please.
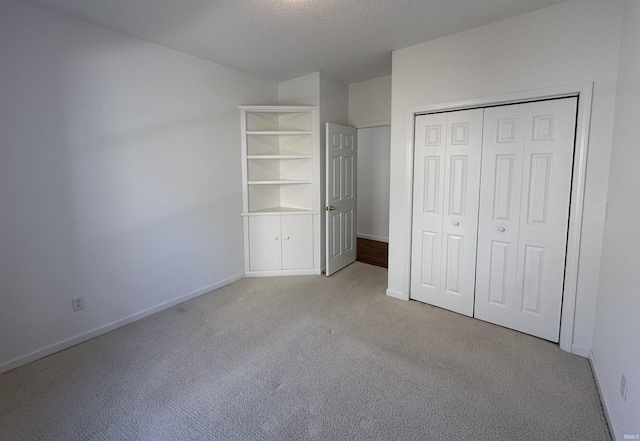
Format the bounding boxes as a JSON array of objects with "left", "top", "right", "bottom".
[
  {"left": 453, "top": 221, "right": 460, "bottom": 226},
  {"left": 499, "top": 227, "right": 506, "bottom": 232}
]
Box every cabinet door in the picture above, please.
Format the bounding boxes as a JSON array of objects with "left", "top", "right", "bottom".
[
  {"left": 282, "top": 215, "right": 314, "bottom": 270},
  {"left": 248, "top": 216, "right": 282, "bottom": 271}
]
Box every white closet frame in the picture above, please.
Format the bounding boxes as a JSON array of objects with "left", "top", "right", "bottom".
[{"left": 392, "top": 82, "right": 593, "bottom": 354}]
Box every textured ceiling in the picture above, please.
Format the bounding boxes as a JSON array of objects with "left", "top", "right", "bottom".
[{"left": 21, "top": 0, "right": 569, "bottom": 84}]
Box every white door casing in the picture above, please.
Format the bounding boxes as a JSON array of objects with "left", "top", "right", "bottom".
[
  {"left": 410, "top": 109, "right": 483, "bottom": 316},
  {"left": 474, "top": 98, "right": 577, "bottom": 342},
  {"left": 326, "top": 123, "right": 357, "bottom": 276}
]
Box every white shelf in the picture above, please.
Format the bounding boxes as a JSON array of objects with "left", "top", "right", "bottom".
[{"left": 242, "top": 207, "right": 320, "bottom": 216}]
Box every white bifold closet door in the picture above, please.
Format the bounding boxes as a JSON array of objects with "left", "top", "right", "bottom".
[
  {"left": 410, "top": 109, "right": 483, "bottom": 316},
  {"left": 410, "top": 97, "right": 577, "bottom": 342},
  {"left": 474, "top": 98, "right": 577, "bottom": 342}
]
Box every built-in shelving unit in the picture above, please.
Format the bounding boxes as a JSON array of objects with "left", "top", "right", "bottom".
[{"left": 240, "top": 106, "right": 320, "bottom": 276}]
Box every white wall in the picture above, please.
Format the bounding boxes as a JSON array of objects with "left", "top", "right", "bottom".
[
  {"left": 0, "top": 0, "right": 278, "bottom": 372},
  {"left": 357, "top": 126, "right": 391, "bottom": 242},
  {"left": 278, "top": 72, "right": 320, "bottom": 106},
  {"left": 387, "top": 0, "right": 622, "bottom": 355},
  {"left": 277, "top": 72, "right": 349, "bottom": 270},
  {"left": 348, "top": 75, "right": 392, "bottom": 128},
  {"left": 319, "top": 73, "right": 349, "bottom": 128},
  {"left": 591, "top": 0, "right": 640, "bottom": 437}
]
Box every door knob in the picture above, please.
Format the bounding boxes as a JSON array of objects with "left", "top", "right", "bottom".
[
  {"left": 499, "top": 227, "right": 506, "bottom": 232},
  {"left": 324, "top": 205, "right": 336, "bottom": 211},
  {"left": 453, "top": 221, "right": 460, "bottom": 226}
]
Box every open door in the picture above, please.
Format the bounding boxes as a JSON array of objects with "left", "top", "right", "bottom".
[{"left": 325, "top": 123, "right": 357, "bottom": 276}]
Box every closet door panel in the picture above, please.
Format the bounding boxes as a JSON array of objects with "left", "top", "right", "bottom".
[
  {"left": 411, "top": 110, "right": 482, "bottom": 316},
  {"left": 475, "top": 105, "right": 526, "bottom": 328},
  {"left": 410, "top": 113, "right": 446, "bottom": 305},
  {"left": 440, "top": 109, "right": 483, "bottom": 316},
  {"left": 513, "top": 98, "right": 577, "bottom": 342},
  {"left": 476, "top": 98, "right": 577, "bottom": 342}
]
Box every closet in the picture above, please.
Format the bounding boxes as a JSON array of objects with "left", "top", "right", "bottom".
[{"left": 410, "top": 97, "right": 577, "bottom": 342}]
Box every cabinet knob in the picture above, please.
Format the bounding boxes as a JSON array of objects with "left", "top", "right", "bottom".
[
  {"left": 453, "top": 221, "right": 460, "bottom": 226},
  {"left": 499, "top": 227, "right": 506, "bottom": 232},
  {"left": 285, "top": 236, "right": 290, "bottom": 240},
  {"left": 274, "top": 236, "right": 279, "bottom": 240}
]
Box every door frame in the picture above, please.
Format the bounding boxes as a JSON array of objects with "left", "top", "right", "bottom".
[{"left": 397, "top": 82, "right": 593, "bottom": 353}]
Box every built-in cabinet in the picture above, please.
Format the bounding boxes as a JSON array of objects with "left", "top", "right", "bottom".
[
  {"left": 410, "top": 97, "right": 577, "bottom": 342},
  {"left": 240, "top": 106, "right": 321, "bottom": 276}
]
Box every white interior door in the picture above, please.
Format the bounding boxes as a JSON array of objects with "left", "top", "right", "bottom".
[
  {"left": 474, "top": 97, "right": 577, "bottom": 342},
  {"left": 410, "top": 109, "right": 483, "bottom": 316},
  {"left": 325, "top": 123, "right": 357, "bottom": 276}
]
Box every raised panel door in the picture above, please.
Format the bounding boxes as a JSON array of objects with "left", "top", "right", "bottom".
[
  {"left": 410, "top": 113, "right": 446, "bottom": 305},
  {"left": 326, "top": 123, "right": 357, "bottom": 276},
  {"left": 440, "top": 109, "right": 483, "bottom": 316},
  {"left": 475, "top": 104, "right": 526, "bottom": 328},
  {"left": 282, "top": 215, "right": 314, "bottom": 270},
  {"left": 410, "top": 109, "right": 483, "bottom": 316},
  {"left": 248, "top": 216, "right": 282, "bottom": 271},
  {"left": 475, "top": 97, "right": 577, "bottom": 342},
  {"left": 513, "top": 97, "right": 576, "bottom": 341}
]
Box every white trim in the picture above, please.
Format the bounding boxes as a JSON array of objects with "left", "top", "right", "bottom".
[
  {"left": 354, "top": 120, "right": 391, "bottom": 129},
  {"left": 560, "top": 83, "right": 593, "bottom": 353},
  {"left": 245, "top": 269, "right": 322, "bottom": 277},
  {"left": 242, "top": 211, "right": 320, "bottom": 216},
  {"left": 398, "top": 82, "right": 594, "bottom": 353},
  {"left": 571, "top": 344, "right": 591, "bottom": 358},
  {"left": 239, "top": 105, "right": 318, "bottom": 111},
  {"left": 357, "top": 233, "right": 389, "bottom": 243},
  {"left": 0, "top": 274, "right": 245, "bottom": 375},
  {"left": 589, "top": 350, "right": 619, "bottom": 441},
  {"left": 386, "top": 288, "right": 405, "bottom": 300}
]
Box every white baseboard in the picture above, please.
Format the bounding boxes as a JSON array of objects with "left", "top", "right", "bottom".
[
  {"left": 245, "top": 269, "right": 322, "bottom": 277},
  {"left": 0, "top": 274, "right": 244, "bottom": 375},
  {"left": 571, "top": 344, "right": 591, "bottom": 358},
  {"left": 386, "top": 288, "right": 407, "bottom": 300},
  {"left": 589, "top": 350, "right": 620, "bottom": 441},
  {"left": 357, "top": 234, "right": 389, "bottom": 243}
]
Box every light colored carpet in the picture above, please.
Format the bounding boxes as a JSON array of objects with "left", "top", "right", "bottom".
[{"left": 0, "top": 262, "right": 610, "bottom": 440}]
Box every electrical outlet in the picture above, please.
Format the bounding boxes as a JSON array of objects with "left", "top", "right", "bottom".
[
  {"left": 620, "top": 373, "right": 628, "bottom": 401},
  {"left": 72, "top": 296, "right": 85, "bottom": 312}
]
